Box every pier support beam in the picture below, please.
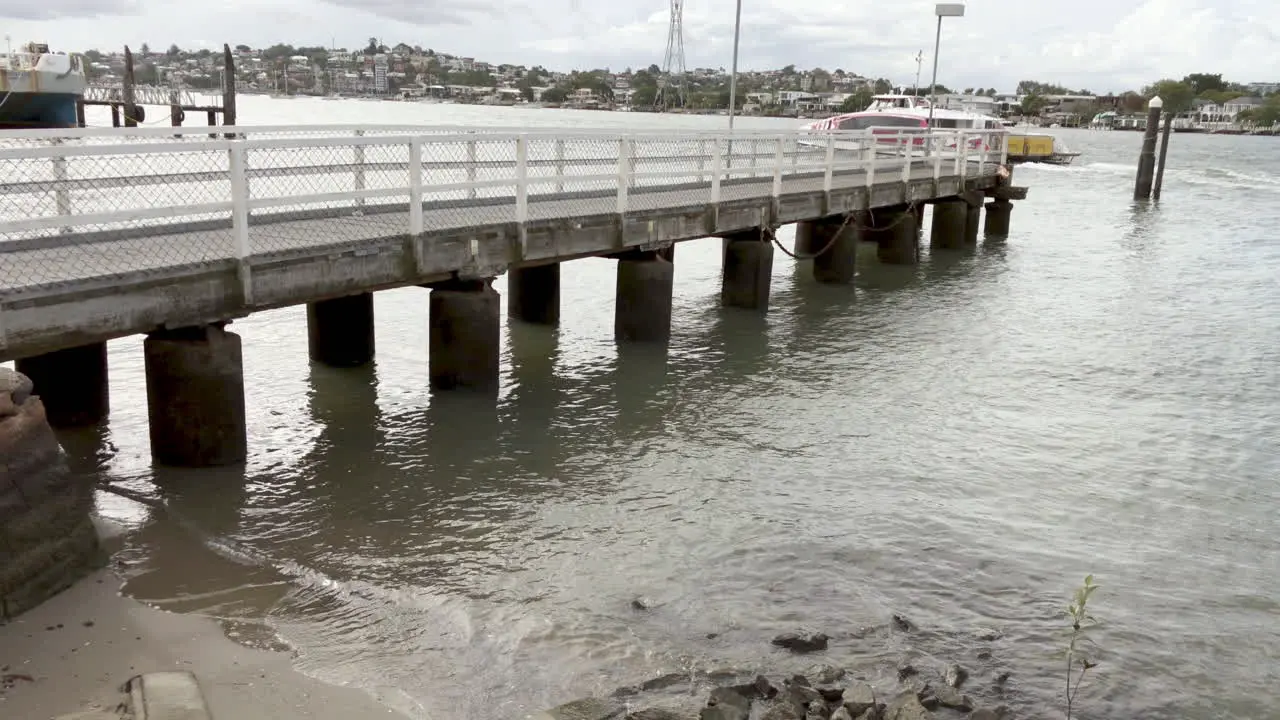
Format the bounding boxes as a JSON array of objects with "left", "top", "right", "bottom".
[
  {"left": 15, "top": 342, "right": 109, "bottom": 428},
  {"left": 144, "top": 325, "right": 246, "bottom": 467},
  {"left": 307, "top": 292, "right": 375, "bottom": 367},
  {"left": 429, "top": 279, "right": 501, "bottom": 392},
  {"left": 985, "top": 199, "right": 1013, "bottom": 238},
  {"left": 615, "top": 251, "right": 674, "bottom": 343},
  {"left": 507, "top": 263, "right": 560, "bottom": 325},
  {"left": 875, "top": 208, "right": 920, "bottom": 265},
  {"left": 721, "top": 230, "right": 774, "bottom": 310},
  {"left": 811, "top": 214, "right": 860, "bottom": 284},
  {"left": 930, "top": 199, "right": 969, "bottom": 250}
]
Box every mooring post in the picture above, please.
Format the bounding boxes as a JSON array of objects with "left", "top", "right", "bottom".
[
  {"left": 222, "top": 43, "right": 238, "bottom": 139},
  {"left": 1152, "top": 111, "right": 1174, "bottom": 200},
  {"left": 122, "top": 46, "right": 138, "bottom": 128},
  {"left": 1133, "top": 96, "right": 1163, "bottom": 200},
  {"left": 169, "top": 90, "right": 182, "bottom": 139}
]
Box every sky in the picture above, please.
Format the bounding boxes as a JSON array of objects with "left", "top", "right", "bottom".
[{"left": 2, "top": 0, "right": 1279, "bottom": 93}]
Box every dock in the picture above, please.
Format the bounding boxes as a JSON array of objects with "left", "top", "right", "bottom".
[{"left": 0, "top": 124, "right": 1026, "bottom": 465}]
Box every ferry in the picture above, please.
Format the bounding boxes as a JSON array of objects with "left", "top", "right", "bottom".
[
  {"left": 0, "top": 42, "right": 86, "bottom": 128},
  {"left": 802, "top": 94, "right": 1003, "bottom": 153}
]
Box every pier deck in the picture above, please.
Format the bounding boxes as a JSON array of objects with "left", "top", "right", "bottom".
[{"left": 0, "top": 124, "right": 1012, "bottom": 361}]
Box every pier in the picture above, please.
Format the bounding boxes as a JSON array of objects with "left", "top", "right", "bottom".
[{"left": 0, "top": 124, "right": 1026, "bottom": 466}]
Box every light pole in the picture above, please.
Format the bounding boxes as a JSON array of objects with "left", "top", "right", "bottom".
[
  {"left": 728, "top": 0, "right": 742, "bottom": 129},
  {"left": 928, "top": 3, "right": 965, "bottom": 126}
]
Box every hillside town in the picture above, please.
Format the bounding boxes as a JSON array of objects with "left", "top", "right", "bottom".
[{"left": 77, "top": 41, "right": 1280, "bottom": 131}]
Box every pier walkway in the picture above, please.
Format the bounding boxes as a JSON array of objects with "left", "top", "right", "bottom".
[
  {"left": 0, "top": 123, "right": 1023, "bottom": 464},
  {"left": 0, "top": 124, "right": 1010, "bottom": 360}
]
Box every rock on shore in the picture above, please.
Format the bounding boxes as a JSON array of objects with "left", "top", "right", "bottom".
[{"left": 0, "top": 368, "right": 103, "bottom": 620}]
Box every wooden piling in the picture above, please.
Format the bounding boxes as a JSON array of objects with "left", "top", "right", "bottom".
[
  {"left": 122, "top": 46, "right": 138, "bottom": 128},
  {"left": 222, "top": 44, "right": 237, "bottom": 138},
  {"left": 1152, "top": 111, "right": 1174, "bottom": 200},
  {"left": 1133, "top": 96, "right": 1163, "bottom": 200}
]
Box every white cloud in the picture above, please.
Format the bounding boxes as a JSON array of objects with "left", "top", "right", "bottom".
[{"left": 1, "top": 0, "right": 1278, "bottom": 92}]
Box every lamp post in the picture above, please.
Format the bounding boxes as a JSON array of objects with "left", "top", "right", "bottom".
[
  {"left": 728, "top": 0, "right": 743, "bottom": 129},
  {"left": 928, "top": 3, "right": 965, "bottom": 127}
]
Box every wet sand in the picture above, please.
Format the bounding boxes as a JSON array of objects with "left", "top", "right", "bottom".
[{"left": 0, "top": 565, "right": 407, "bottom": 720}]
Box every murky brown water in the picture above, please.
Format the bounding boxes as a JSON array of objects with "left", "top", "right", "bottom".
[{"left": 39, "top": 99, "right": 1280, "bottom": 719}]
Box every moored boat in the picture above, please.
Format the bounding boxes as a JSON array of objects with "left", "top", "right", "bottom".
[
  {"left": 0, "top": 42, "right": 86, "bottom": 128},
  {"left": 800, "top": 94, "right": 1003, "bottom": 153},
  {"left": 1003, "top": 133, "right": 1081, "bottom": 165}
]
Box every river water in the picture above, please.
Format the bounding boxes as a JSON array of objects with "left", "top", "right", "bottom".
[{"left": 44, "top": 98, "right": 1280, "bottom": 719}]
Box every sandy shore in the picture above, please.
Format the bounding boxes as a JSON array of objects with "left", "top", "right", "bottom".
[{"left": 0, "top": 563, "right": 407, "bottom": 720}]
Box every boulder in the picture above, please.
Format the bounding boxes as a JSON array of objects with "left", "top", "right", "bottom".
[
  {"left": 628, "top": 710, "right": 685, "bottom": 720},
  {"left": 0, "top": 368, "right": 103, "bottom": 619},
  {"left": 534, "top": 697, "right": 626, "bottom": 720},
  {"left": 771, "top": 632, "right": 830, "bottom": 653},
  {"left": 944, "top": 664, "right": 969, "bottom": 689},
  {"left": 842, "top": 682, "right": 876, "bottom": 717},
  {"left": 883, "top": 692, "right": 930, "bottom": 720}
]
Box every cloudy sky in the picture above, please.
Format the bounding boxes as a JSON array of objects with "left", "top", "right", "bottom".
[{"left": 2, "top": 0, "right": 1278, "bottom": 93}]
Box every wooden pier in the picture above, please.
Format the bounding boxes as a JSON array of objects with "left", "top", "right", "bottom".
[{"left": 0, "top": 124, "right": 1026, "bottom": 465}]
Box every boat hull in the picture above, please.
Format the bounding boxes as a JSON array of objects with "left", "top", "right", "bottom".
[{"left": 0, "top": 90, "right": 80, "bottom": 128}]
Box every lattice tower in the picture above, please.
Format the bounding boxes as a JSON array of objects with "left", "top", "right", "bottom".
[{"left": 654, "top": 0, "right": 687, "bottom": 110}]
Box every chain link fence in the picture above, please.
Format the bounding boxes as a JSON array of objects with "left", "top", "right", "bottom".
[{"left": 0, "top": 127, "right": 1009, "bottom": 295}]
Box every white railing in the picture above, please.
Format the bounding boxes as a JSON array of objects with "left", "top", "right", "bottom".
[{"left": 0, "top": 126, "right": 1008, "bottom": 293}]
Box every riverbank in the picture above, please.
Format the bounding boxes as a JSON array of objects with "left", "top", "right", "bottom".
[{"left": 0, "top": 558, "right": 406, "bottom": 720}]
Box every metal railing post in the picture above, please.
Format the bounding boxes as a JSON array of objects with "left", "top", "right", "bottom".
[
  {"left": 617, "top": 136, "right": 632, "bottom": 215},
  {"left": 554, "top": 137, "right": 565, "bottom": 194},
  {"left": 902, "top": 132, "right": 914, "bottom": 183},
  {"left": 959, "top": 132, "right": 970, "bottom": 180},
  {"left": 865, "top": 129, "right": 878, "bottom": 188},
  {"left": 353, "top": 129, "right": 366, "bottom": 211},
  {"left": 772, "top": 137, "right": 784, "bottom": 198},
  {"left": 466, "top": 137, "right": 478, "bottom": 200},
  {"left": 823, "top": 133, "right": 835, "bottom": 195},
  {"left": 409, "top": 138, "right": 424, "bottom": 236},
  {"left": 1000, "top": 131, "right": 1009, "bottom": 166},
  {"left": 228, "top": 144, "right": 253, "bottom": 304},
  {"left": 51, "top": 138, "right": 71, "bottom": 234},
  {"left": 933, "top": 132, "right": 943, "bottom": 181},
  {"left": 515, "top": 135, "right": 529, "bottom": 224},
  {"left": 711, "top": 137, "right": 723, "bottom": 205}
]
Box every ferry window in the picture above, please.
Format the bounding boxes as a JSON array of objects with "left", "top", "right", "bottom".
[
  {"left": 934, "top": 119, "right": 960, "bottom": 128},
  {"left": 838, "top": 116, "right": 923, "bottom": 130}
]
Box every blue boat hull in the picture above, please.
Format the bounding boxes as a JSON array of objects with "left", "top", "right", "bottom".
[{"left": 0, "top": 91, "right": 80, "bottom": 128}]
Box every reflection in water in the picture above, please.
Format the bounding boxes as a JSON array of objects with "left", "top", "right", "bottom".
[{"left": 67, "top": 112, "right": 1280, "bottom": 720}]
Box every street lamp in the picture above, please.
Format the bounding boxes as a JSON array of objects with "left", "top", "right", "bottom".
[
  {"left": 928, "top": 2, "right": 965, "bottom": 127},
  {"left": 728, "top": 0, "right": 743, "bottom": 129}
]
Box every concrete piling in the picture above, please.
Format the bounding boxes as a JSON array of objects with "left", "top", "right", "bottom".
[
  {"left": 964, "top": 201, "right": 982, "bottom": 244},
  {"left": 307, "top": 292, "right": 375, "bottom": 367},
  {"left": 15, "top": 342, "right": 110, "bottom": 428},
  {"left": 984, "top": 199, "right": 1013, "bottom": 237},
  {"left": 875, "top": 208, "right": 919, "bottom": 265},
  {"left": 929, "top": 199, "right": 969, "bottom": 250},
  {"left": 144, "top": 324, "right": 247, "bottom": 467},
  {"left": 429, "top": 279, "right": 501, "bottom": 392},
  {"left": 811, "top": 214, "right": 860, "bottom": 284},
  {"left": 507, "top": 263, "right": 561, "bottom": 325},
  {"left": 794, "top": 220, "right": 817, "bottom": 256},
  {"left": 615, "top": 251, "right": 674, "bottom": 343},
  {"left": 721, "top": 230, "right": 775, "bottom": 310}
]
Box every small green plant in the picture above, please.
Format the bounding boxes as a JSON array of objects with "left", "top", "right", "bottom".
[{"left": 1064, "top": 575, "right": 1101, "bottom": 720}]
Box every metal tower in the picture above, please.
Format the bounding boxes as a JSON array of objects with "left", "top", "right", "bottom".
[{"left": 654, "top": 0, "right": 687, "bottom": 110}]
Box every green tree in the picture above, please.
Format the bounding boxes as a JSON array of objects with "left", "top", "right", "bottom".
[
  {"left": 541, "top": 87, "right": 567, "bottom": 103},
  {"left": 1238, "top": 96, "right": 1280, "bottom": 126},
  {"left": 1181, "top": 72, "right": 1225, "bottom": 95},
  {"left": 166, "top": 43, "right": 181, "bottom": 57},
  {"left": 139, "top": 42, "right": 151, "bottom": 55},
  {"left": 1020, "top": 94, "right": 1050, "bottom": 115},
  {"left": 839, "top": 89, "right": 873, "bottom": 112},
  {"left": 1142, "top": 79, "right": 1194, "bottom": 114},
  {"left": 234, "top": 44, "right": 251, "bottom": 52},
  {"left": 365, "top": 37, "right": 379, "bottom": 54},
  {"left": 873, "top": 78, "right": 893, "bottom": 94}
]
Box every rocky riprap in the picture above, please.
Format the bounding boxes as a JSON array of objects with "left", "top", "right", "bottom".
[
  {"left": 0, "top": 368, "right": 103, "bottom": 620},
  {"left": 535, "top": 614, "right": 1016, "bottom": 720},
  {"left": 538, "top": 663, "right": 1011, "bottom": 720}
]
